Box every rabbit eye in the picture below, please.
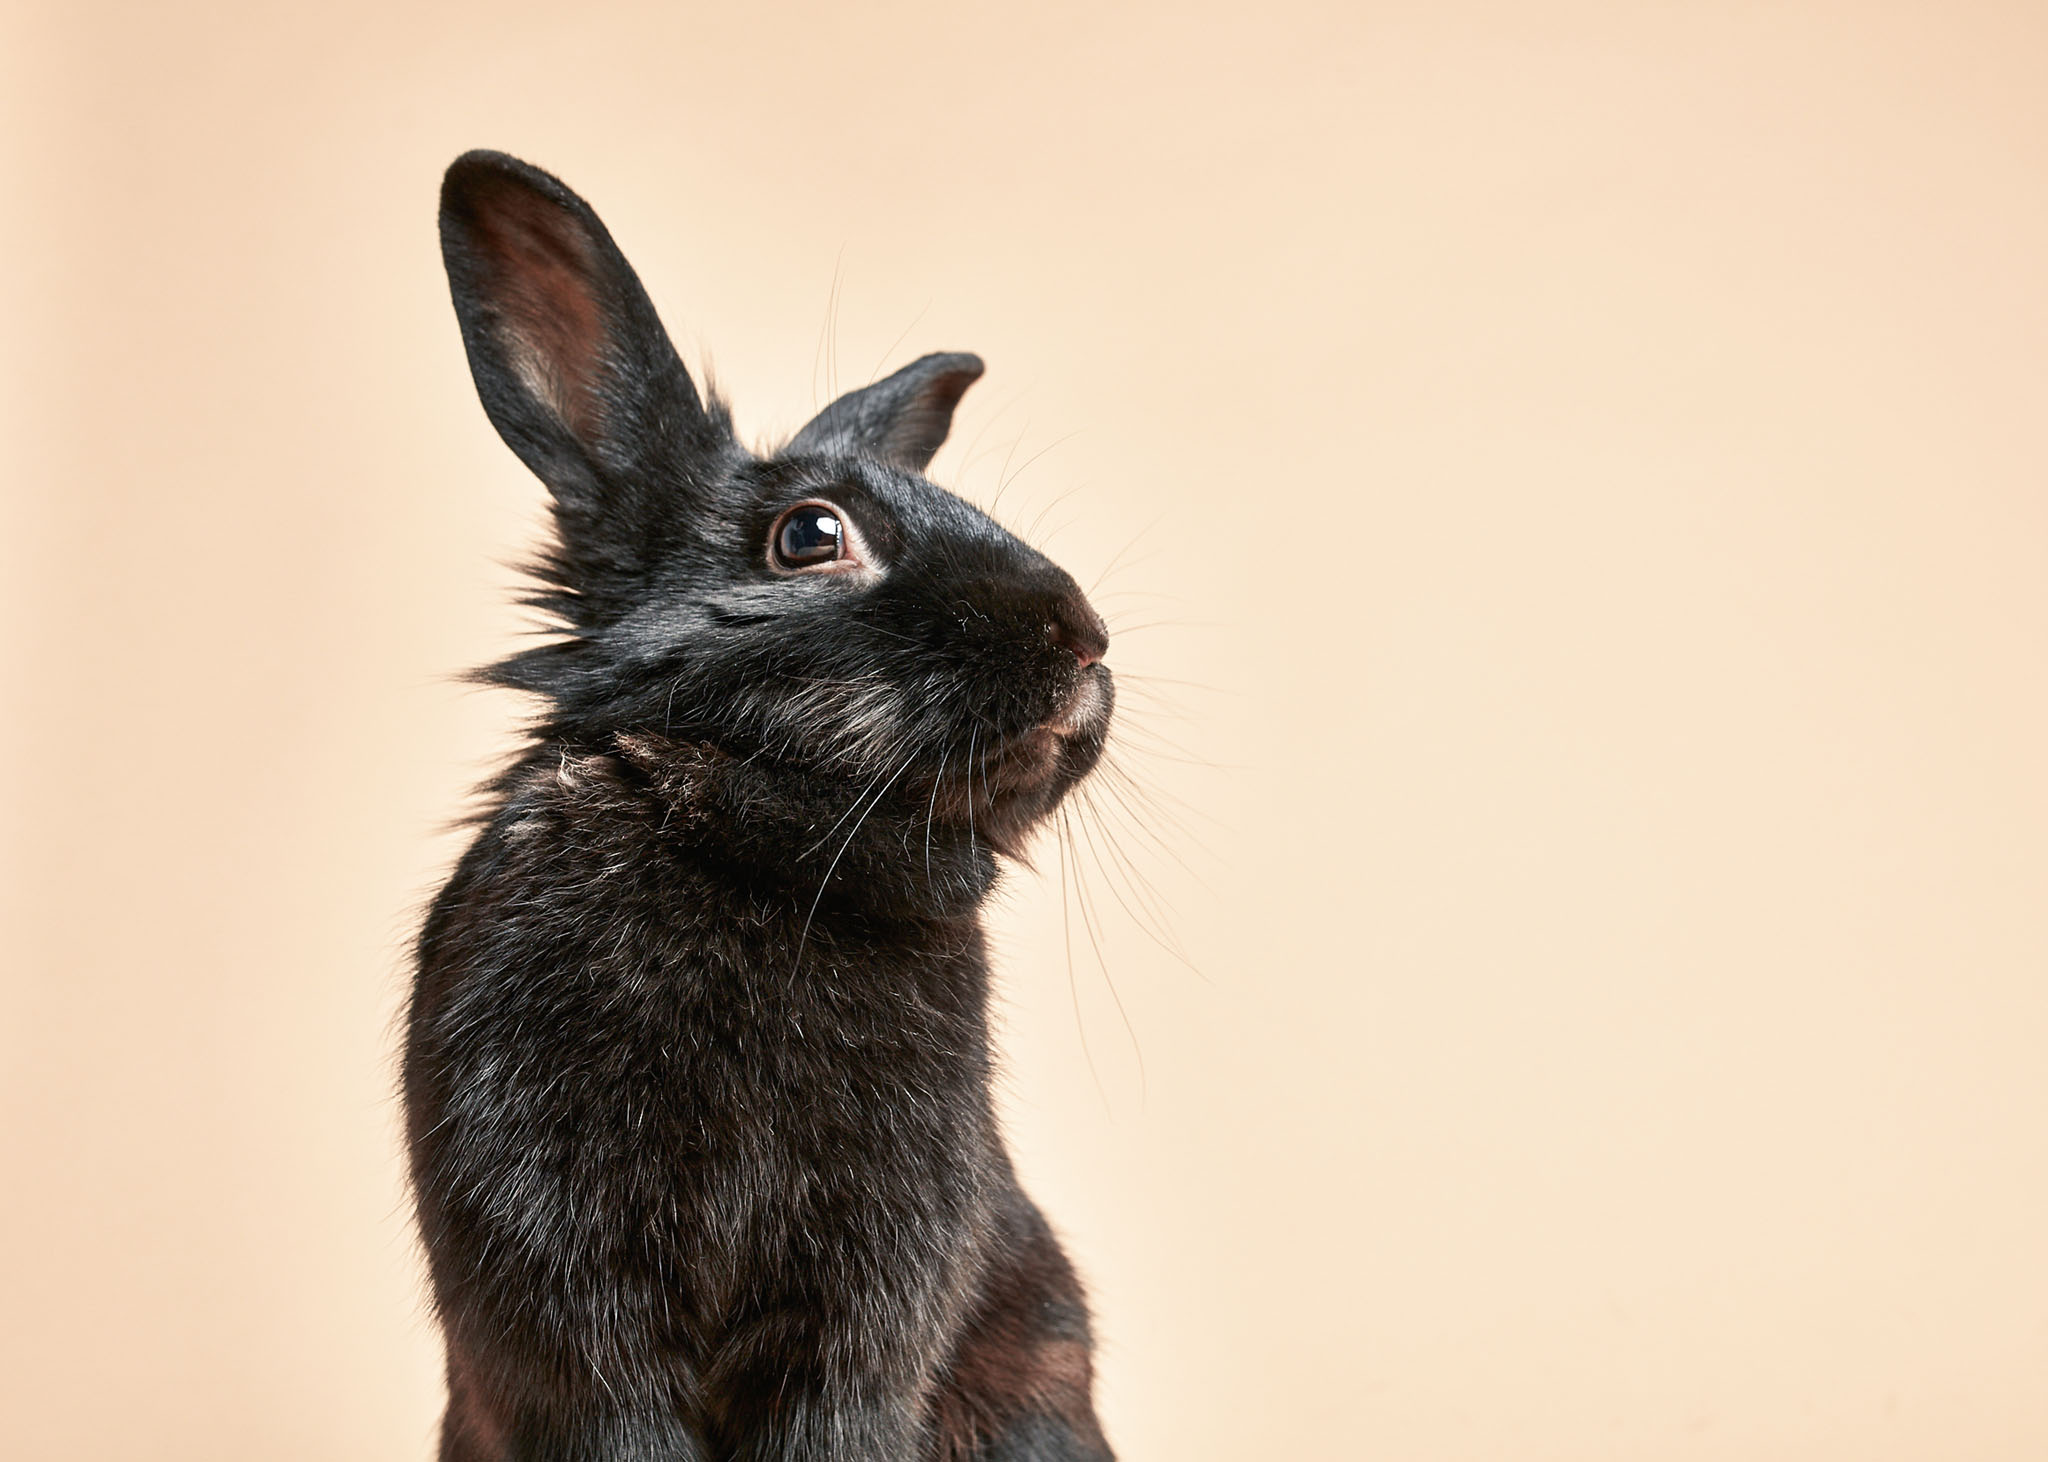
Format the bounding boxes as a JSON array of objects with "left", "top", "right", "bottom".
[{"left": 770, "top": 503, "right": 850, "bottom": 570}]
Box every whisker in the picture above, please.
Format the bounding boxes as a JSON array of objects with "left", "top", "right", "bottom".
[
  {"left": 1065, "top": 805, "right": 1148, "bottom": 1105},
  {"left": 965, "top": 726, "right": 978, "bottom": 857},
  {"left": 811, "top": 245, "right": 847, "bottom": 412},
  {"left": 1057, "top": 808, "right": 1112, "bottom": 1113},
  {"left": 952, "top": 394, "right": 1030, "bottom": 495},
  {"left": 1105, "top": 719, "right": 1230, "bottom": 769},
  {"left": 1074, "top": 790, "right": 1208, "bottom": 986},
  {"left": 987, "top": 424, "right": 1031, "bottom": 516},
  {"left": 923, "top": 746, "right": 947, "bottom": 885},
  {"left": 1112, "top": 671, "right": 1239, "bottom": 697},
  {"left": 1088, "top": 509, "right": 1171, "bottom": 596},
  {"left": 1102, "top": 617, "right": 1216, "bottom": 637},
  {"left": 827, "top": 246, "right": 846, "bottom": 404},
  {"left": 994, "top": 430, "right": 1084, "bottom": 525},
  {"left": 1100, "top": 748, "right": 1227, "bottom": 834},
  {"left": 1090, "top": 762, "right": 1216, "bottom": 889},
  {"left": 1075, "top": 783, "right": 1191, "bottom": 948},
  {"left": 1021, "top": 479, "right": 1091, "bottom": 546},
  {"left": 790, "top": 748, "right": 918, "bottom": 978},
  {"left": 1093, "top": 586, "right": 1195, "bottom": 606},
  {"left": 864, "top": 300, "right": 932, "bottom": 388}
]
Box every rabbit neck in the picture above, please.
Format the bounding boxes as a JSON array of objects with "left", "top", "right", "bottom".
[{"left": 496, "top": 731, "right": 1003, "bottom": 924}]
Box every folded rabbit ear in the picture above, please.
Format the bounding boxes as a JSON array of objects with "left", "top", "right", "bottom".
[
  {"left": 439, "top": 151, "right": 731, "bottom": 602},
  {"left": 786, "top": 352, "right": 985, "bottom": 473}
]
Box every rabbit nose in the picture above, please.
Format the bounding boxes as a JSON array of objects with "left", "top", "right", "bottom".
[{"left": 1045, "top": 595, "right": 1109, "bottom": 668}]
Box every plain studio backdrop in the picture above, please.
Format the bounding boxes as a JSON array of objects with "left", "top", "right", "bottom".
[{"left": 5, "top": 2, "right": 2046, "bottom": 1458}]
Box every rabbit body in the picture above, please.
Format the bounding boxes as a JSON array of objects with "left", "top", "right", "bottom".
[{"left": 406, "top": 152, "right": 1116, "bottom": 1462}]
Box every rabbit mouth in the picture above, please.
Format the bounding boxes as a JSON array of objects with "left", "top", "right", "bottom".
[
  {"left": 937, "top": 667, "right": 1112, "bottom": 855},
  {"left": 1004, "top": 669, "right": 1112, "bottom": 778},
  {"left": 1043, "top": 668, "right": 1111, "bottom": 739}
]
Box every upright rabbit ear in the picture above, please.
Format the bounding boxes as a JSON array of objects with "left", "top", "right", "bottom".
[
  {"left": 786, "top": 352, "right": 984, "bottom": 473},
  {"left": 439, "top": 151, "right": 730, "bottom": 606}
]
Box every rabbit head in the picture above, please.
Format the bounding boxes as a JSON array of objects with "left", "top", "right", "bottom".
[{"left": 439, "top": 151, "right": 1112, "bottom": 870}]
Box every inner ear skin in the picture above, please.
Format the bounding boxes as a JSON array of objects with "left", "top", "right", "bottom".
[{"left": 457, "top": 177, "right": 608, "bottom": 440}]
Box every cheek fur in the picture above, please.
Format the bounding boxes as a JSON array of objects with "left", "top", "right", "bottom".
[{"left": 730, "top": 674, "right": 911, "bottom": 771}]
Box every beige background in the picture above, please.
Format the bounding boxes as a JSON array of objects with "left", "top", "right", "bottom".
[{"left": 6, "top": 2, "right": 2047, "bottom": 1457}]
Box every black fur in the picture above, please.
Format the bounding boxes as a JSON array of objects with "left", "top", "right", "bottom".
[{"left": 407, "top": 150, "right": 1117, "bottom": 1462}]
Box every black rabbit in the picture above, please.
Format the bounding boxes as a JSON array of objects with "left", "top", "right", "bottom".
[{"left": 406, "top": 151, "right": 1118, "bottom": 1462}]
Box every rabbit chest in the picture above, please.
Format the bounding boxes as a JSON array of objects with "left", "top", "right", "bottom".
[{"left": 406, "top": 744, "right": 1001, "bottom": 1376}]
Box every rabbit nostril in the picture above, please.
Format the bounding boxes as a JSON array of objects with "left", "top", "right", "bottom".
[{"left": 1045, "top": 600, "right": 1109, "bottom": 669}]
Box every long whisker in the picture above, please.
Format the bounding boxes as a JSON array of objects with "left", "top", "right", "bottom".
[
  {"left": 1105, "top": 723, "right": 1229, "bottom": 769},
  {"left": 987, "top": 423, "right": 1031, "bottom": 517},
  {"left": 827, "top": 245, "right": 846, "bottom": 404},
  {"left": 797, "top": 732, "right": 917, "bottom": 861},
  {"left": 1075, "top": 788, "right": 1208, "bottom": 985},
  {"left": 965, "top": 727, "right": 978, "bottom": 857},
  {"left": 790, "top": 749, "right": 917, "bottom": 978},
  {"left": 1074, "top": 781, "right": 1190, "bottom": 950},
  {"left": 865, "top": 300, "right": 932, "bottom": 389},
  {"left": 1088, "top": 508, "right": 1170, "bottom": 596},
  {"left": 1101, "top": 616, "right": 1217, "bottom": 637},
  {"left": 924, "top": 746, "right": 948, "bottom": 885},
  {"left": 1065, "top": 805, "right": 1148, "bottom": 1105},
  {"left": 1021, "top": 479, "right": 1091, "bottom": 547},
  {"left": 1093, "top": 758, "right": 1218, "bottom": 878},
  {"left": 1114, "top": 670, "right": 1240, "bottom": 698},
  {"left": 1057, "top": 808, "right": 1111, "bottom": 1113},
  {"left": 1101, "top": 745, "right": 1225, "bottom": 835},
  {"left": 953, "top": 393, "right": 1029, "bottom": 504},
  {"left": 812, "top": 245, "right": 847, "bottom": 412},
  {"left": 995, "top": 430, "right": 1084, "bottom": 526}
]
